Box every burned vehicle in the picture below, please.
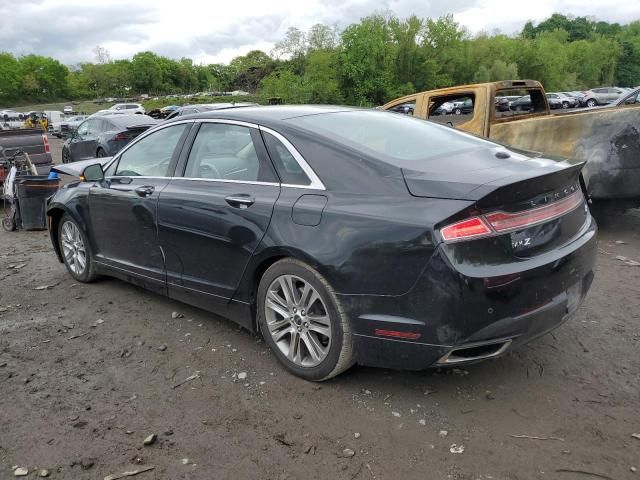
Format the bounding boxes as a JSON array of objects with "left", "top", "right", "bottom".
[
  {"left": 47, "top": 107, "right": 597, "bottom": 380},
  {"left": 383, "top": 80, "right": 640, "bottom": 202}
]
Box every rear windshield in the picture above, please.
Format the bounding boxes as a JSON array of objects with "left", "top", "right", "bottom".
[
  {"left": 290, "top": 110, "right": 495, "bottom": 165},
  {"left": 110, "top": 115, "right": 157, "bottom": 127}
]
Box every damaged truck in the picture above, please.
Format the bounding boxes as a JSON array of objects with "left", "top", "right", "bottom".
[{"left": 382, "top": 80, "right": 640, "bottom": 203}]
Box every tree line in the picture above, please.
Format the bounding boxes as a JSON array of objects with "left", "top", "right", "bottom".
[{"left": 1, "top": 13, "right": 639, "bottom": 108}]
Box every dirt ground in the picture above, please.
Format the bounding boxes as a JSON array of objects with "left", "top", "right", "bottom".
[{"left": 0, "top": 137, "right": 639, "bottom": 480}]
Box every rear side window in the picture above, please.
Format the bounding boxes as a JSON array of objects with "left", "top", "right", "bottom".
[{"left": 262, "top": 132, "right": 311, "bottom": 186}]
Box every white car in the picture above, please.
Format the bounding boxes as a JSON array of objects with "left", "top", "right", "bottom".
[
  {"left": 109, "top": 103, "right": 145, "bottom": 114},
  {"left": 90, "top": 109, "right": 129, "bottom": 118},
  {"left": 63, "top": 106, "right": 73, "bottom": 114}
]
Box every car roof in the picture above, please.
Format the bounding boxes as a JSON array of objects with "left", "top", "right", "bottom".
[
  {"left": 106, "top": 114, "right": 157, "bottom": 127},
  {"left": 167, "top": 105, "right": 360, "bottom": 125}
]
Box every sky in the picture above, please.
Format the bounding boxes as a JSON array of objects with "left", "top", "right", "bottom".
[{"left": 1, "top": 0, "right": 639, "bottom": 66}]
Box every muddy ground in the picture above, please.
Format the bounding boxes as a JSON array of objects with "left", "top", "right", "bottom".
[{"left": 0, "top": 137, "right": 639, "bottom": 480}]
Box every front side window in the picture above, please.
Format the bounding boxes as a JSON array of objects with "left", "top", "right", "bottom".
[
  {"left": 263, "top": 132, "right": 310, "bottom": 186},
  {"left": 76, "top": 121, "right": 89, "bottom": 137},
  {"left": 184, "top": 123, "right": 275, "bottom": 182},
  {"left": 115, "top": 124, "right": 188, "bottom": 177}
]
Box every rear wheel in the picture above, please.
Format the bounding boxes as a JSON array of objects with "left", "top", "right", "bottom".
[
  {"left": 257, "top": 259, "right": 354, "bottom": 381},
  {"left": 454, "top": 108, "right": 462, "bottom": 115},
  {"left": 96, "top": 148, "right": 107, "bottom": 158},
  {"left": 58, "top": 214, "right": 98, "bottom": 282},
  {"left": 586, "top": 99, "right": 597, "bottom": 107},
  {"left": 562, "top": 101, "right": 569, "bottom": 109}
]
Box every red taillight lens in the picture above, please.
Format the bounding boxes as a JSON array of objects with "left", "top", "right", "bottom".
[
  {"left": 440, "top": 217, "right": 492, "bottom": 242},
  {"left": 42, "top": 135, "right": 50, "bottom": 154},
  {"left": 484, "top": 190, "right": 583, "bottom": 233},
  {"left": 113, "top": 132, "right": 129, "bottom": 141},
  {"left": 440, "top": 190, "right": 584, "bottom": 243}
]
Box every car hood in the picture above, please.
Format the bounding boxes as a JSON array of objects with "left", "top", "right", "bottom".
[
  {"left": 51, "top": 157, "right": 112, "bottom": 177},
  {"left": 401, "top": 146, "right": 584, "bottom": 201}
]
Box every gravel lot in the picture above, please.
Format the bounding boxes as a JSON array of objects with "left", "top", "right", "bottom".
[{"left": 0, "top": 137, "right": 639, "bottom": 479}]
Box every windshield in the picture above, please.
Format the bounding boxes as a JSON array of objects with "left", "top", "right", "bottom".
[{"left": 290, "top": 110, "right": 497, "bottom": 166}]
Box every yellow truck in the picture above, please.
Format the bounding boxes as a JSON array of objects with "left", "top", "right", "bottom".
[{"left": 382, "top": 80, "right": 640, "bottom": 201}]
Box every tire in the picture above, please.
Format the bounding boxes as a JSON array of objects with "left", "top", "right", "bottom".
[
  {"left": 586, "top": 99, "right": 597, "bottom": 107},
  {"left": 2, "top": 207, "right": 17, "bottom": 232},
  {"left": 96, "top": 148, "right": 107, "bottom": 158},
  {"left": 454, "top": 108, "right": 462, "bottom": 115},
  {"left": 562, "top": 101, "right": 569, "bottom": 109},
  {"left": 257, "top": 258, "right": 354, "bottom": 381},
  {"left": 58, "top": 214, "right": 98, "bottom": 283},
  {"left": 62, "top": 147, "right": 71, "bottom": 164}
]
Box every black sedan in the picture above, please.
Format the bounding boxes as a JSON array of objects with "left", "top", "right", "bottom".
[
  {"left": 47, "top": 106, "right": 597, "bottom": 381},
  {"left": 61, "top": 115, "right": 157, "bottom": 163}
]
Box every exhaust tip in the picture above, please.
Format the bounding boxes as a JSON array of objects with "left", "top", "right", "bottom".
[{"left": 437, "top": 339, "right": 512, "bottom": 365}]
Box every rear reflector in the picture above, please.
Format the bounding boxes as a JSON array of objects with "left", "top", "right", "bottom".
[
  {"left": 374, "top": 329, "right": 421, "bottom": 340},
  {"left": 441, "top": 190, "right": 584, "bottom": 243},
  {"left": 42, "top": 134, "right": 50, "bottom": 154},
  {"left": 113, "top": 132, "right": 130, "bottom": 141}
]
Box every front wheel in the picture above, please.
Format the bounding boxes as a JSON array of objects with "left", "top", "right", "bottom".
[
  {"left": 62, "top": 147, "right": 71, "bottom": 164},
  {"left": 58, "top": 214, "right": 98, "bottom": 282},
  {"left": 586, "top": 99, "right": 597, "bottom": 107},
  {"left": 562, "top": 101, "right": 569, "bottom": 109},
  {"left": 257, "top": 259, "right": 354, "bottom": 381},
  {"left": 96, "top": 148, "right": 107, "bottom": 158},
  {"left": 454, "top": 108, "right": 462, "bottom": 115}
]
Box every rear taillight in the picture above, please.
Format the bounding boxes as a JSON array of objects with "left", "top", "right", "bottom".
[
  {"left": 113, "top": 132, "right": 129, "bottom": 141},
  {"left": 440, "top": 217, "right": 492, "bottom": 242},
  {"left": 42, "top": 135, "right": 50, "bottom": 154},
  {"left": 441, "top": 190, "right": 584, "bottom": 243}
]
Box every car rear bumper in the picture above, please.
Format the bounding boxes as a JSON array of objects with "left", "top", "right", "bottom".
[{"left": 340, "top": 216, "right": 597, "bottom": 370}]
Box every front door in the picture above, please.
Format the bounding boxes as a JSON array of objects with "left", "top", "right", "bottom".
[
  {"left": 88, "top": 123, "right": 191, "bottom": 292},
  {"left": 157, "top": 121, "right": 281, "bottom": 309}
]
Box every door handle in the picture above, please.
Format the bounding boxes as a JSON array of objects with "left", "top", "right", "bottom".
[
  {"left": 135, "top": 185, "right": 155, "bottom": 197},
  {"left": 225, "top": 194, "right": 255, "bottom": 209}
]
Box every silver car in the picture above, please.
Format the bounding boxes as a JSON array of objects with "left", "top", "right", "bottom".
[{"left": 579, "top": 87, "right": 626, "bottom": 107}]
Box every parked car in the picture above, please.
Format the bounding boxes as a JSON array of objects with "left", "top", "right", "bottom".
[
  {"left": 63, "top": 106, "right": 73, "bottom": 114},
  {"left": 548, "top": 92, "right": 577, "bottom": 109},
  {"left": 559, "top": 92, "right": 582, "bottom": 107},
  {"left": 109, "top": 103, "right": 145, "bottom": 114},
  {"left": 546, "top": 94, "right": 563, "bottom": 109},
  {"left": 494, "top": 97, "right": 510, "bottom": 112},
  {"left": 509, "top": 95, "right": 532, "bottom": 111},
  {"left": 47, "top": 106, "right": 596, "bottom": 380},
  {"left": 613, "top": 87, "right": 640, "bottom": 107},
  {"left": 61, "top": 114, "right": 157, "bottom": 163},
  {"left": 578, "top": 87, "right": 627, "bottom": 107},
  {"left": 59, "top": 115, "right": 89, "bottom": 138},
  {"left": 46, "top": 111, "right": 66, "bottom": 136},
  {"left": 0, "top": 128, "right": 53, "bottom": 182},
  {"left": 164, "top": 103, "right": 259, "bottom": 120},
  {"left": 383, "top": 79, "right": 640, "bottom": 200},
  {"left": 387, "top": 102, "right": 415, "bottom": 115}
]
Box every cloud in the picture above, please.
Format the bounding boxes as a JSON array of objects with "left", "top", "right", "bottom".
[{"left": 0, "top": 0, "right": 638, "bottom": 65}]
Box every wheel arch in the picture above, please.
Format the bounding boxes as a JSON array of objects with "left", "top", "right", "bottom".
[
  {"left": 47, "top": 204, "right": 91, "bottom": 263},
  {"left": 237, "top": 246, "right": 328, "bottom": 333}
]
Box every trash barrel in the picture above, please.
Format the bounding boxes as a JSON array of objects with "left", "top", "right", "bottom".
[{"left": 15, "top": 175, "right": 59, "bottom": 230}]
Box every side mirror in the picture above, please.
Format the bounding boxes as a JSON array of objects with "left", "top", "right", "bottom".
[{"left": 82, "top": 163, "right": 104, "bottom": 182}]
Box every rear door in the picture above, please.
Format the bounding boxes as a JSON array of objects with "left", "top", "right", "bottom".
[
  {"left": 157, "top": 120, "right": 281, "bottom": 309},
  {"left": 87, "top": 122, "right": 192, "bottom": 292}
]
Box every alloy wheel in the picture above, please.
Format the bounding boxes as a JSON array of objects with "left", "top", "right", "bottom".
[
  {"left": 61, "top": 221, "right": 87, "bottom": 275},
  {"left": 265, "top": 275, "right": 332, "bottom": 367}
]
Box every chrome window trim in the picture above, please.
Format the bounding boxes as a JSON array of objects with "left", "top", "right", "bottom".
[
  {"left": 102, "top": 118, "right": 327, "bottom": 191},
  {"left": 259, "top": 126, "right": 325, "bottom": 190}
]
